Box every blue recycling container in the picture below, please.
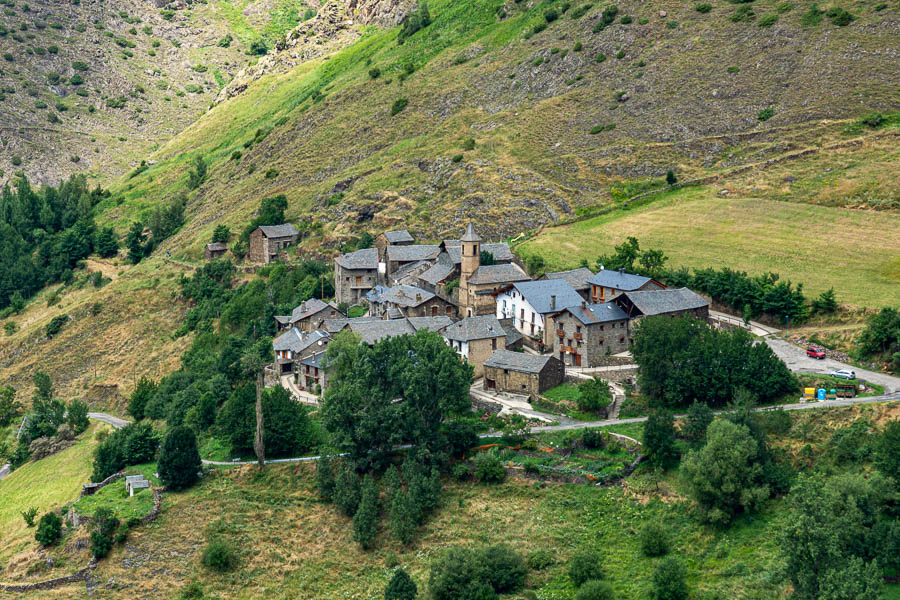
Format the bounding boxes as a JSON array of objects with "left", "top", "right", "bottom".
[{"left": 817, "top": 388, "right": 826, "bottom": 401}]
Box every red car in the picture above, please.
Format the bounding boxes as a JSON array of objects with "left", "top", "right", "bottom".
[{"left": 806, "top": 346, "right": 826, "bottom": 359}]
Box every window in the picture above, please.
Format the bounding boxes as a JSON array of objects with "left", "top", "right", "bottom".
[
  {"left": 504, "top": 369, "right": 509, "bottom": 375},
  {"left": 576, "top": 325, "right": 581, "bottom": 334},
  {"left": 619, "top": 336, "right": 625, "bottom": 343},
  {"left": 492, "top": 338, "right": 497, "bottom": 350},
  {"left": 600, "top": 325, "right": 605, "bottom": 331}
]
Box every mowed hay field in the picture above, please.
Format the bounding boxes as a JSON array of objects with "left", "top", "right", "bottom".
[
  {"left": 519, "top": 187, "right": 900, "bottom": 308},
  {"left": 0, "top": 423, "right": 108, "bottom": 570}
]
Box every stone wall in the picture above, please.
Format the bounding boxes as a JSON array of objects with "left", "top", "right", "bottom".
[
  {"left": 80, "top": 471, "right": 125, "bottom": 497},
  {"left": 471, "top": 396, "right": 502, "bottom": 414}
]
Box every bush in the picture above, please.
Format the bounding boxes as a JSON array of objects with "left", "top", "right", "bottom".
[
  {"left": 201, "top": 538, "right": 239, "bottom": 572},
  {"left": 582, "top": 428, "right": 605, "bottom": 448},
  {"left": 651, "top": 558, "right": 688, "bottom": 600},
  {"left": 695, "top": 2, "right": 712, "bottom": 12},
  {"left": 35, "top": 511, "right": 62, "bottom": 546},
  {"left": 826, "top": 7, "right": 854, "bottom": 25},
  {"left": 578, "top": 377, "right": 611, "bottom": 412},
  {"left": 595, "top": 53, "right": 606, "bottom": 62},
  {"left": 758, "top": 107, "right": 774, "bottom": 121},
  {"left": 21, "top": 506, "right": 38, "bottom": 527},
  {"left": 639, "top": 521, "right": 669, "bottom": 556},
  {"left": 758, "top": 13, "right": 778, "bottom": 26},
  {"left": 45, "top": 314, "right": 68, "bottom": 337},
  {"left": 385, "top": 568, "right": 417, "bottom": 600},
  {"left": 643, "top": 410, "right": 678, "bottom": 469},
  {"left": 334, "top": 466, "right": 361, "bottom": 516},
  {"left": 428, "top": 545, "right": 525, "bottom": 600},
  {"left": 391, "top": 98, "right": 408, "bottom": 116},
  {"left": 353, "top": 475, "right": 378, "bottom": 549},
  {"left": 568, "top": 549, "right": 603, "bottom": 587},
  {"left": 620, "top": 15, "right": 632, "bottom": 23},
  {"left": 451, "top": 462, "right": 471, "bottom": 481},
  {"left": 544, "top": 8, "right": 559, "bottom": 22},
  {"left": 368, "top": 67, "right": 380, "bottom": 79},
  {"left": 576, "top": 580, "right": 614, "bottom": 600},
  {"left": 666, "top": 169, "right": 677, "bottom": 185},
  {"left": 72, "top": 60, "right": 88, "bottom": 71},
  {"left": 473, "top": 451, "right": 506, "bottom": 483},
  {"left": 527, "top": 548, "right": 554, "bottom": 570},
  {"left": 482, "top": 545, "right": 527, "bottom": 592}
]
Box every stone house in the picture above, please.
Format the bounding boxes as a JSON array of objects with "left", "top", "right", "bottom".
[
  {"left": 272, "top": 328, "right": 331, "bottom": 375},
  {"left": 588, "top": 268, "right": 664, "bottom": 303},
  {"left": 483, "top": 350, "right": 565, "bottom": 400},
  {"left": 540, "top": 267, "right": 595, "bottom": 301},
  {"left": 384, "top": 244, "right": 441, "bottom": 279},
  {"left": 366, "top": 284, "right": 455, "bottom": 319},
  {"left": 297, "top": 351, "right": 329, "bottom": 394},
  {"left": 494, "top": 278, "right": 584, "bottom": 345},
  {"left": 334, "top": 247, "right": 378, "bottom": 306},
  {"left": 249, "top": 224, "right": 299, "bottom": 264},
  {"left": 289, "top": 298, "right": 343, "bottom": 332},
  {"left": 375, "top": 229, "right": 415, "bottom": 261},
  {"left": 442, "top": 315, "right": 507, "bottom": 377},
  {"left": 545, "top": 301, "right": 630, "bottom": 367},
  {"left": 327, "top": 315, "right": 453, "bottom": 345},
  {"left": 204, "top": 242, "right": 228, "bottom": 260},
  {"left": 455, "top": 223, "right": 531, "bottom": 318},
  {"left": 614, "top": 287, "right": 710, "bottom": 323}
]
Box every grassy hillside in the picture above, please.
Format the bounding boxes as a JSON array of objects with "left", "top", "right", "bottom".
[
  {"left": 517, "top": 184, "right": 900, "bottom": 307},
  {"left": 0, "top": 0, "right": 319, "bottom": 185},
  {"left": 101, "top": 0, "right": 899, "bottom": 256},
  {"left": 2, "top": 403, "right": 898, "bottom": 599},
  {"left": 0, "top": 422, "right": 108, "bottom": 572}
]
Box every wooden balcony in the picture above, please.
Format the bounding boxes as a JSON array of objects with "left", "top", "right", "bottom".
[
  {"left": 557, "top": 329, "right": 565, "bottom": 338},
  {"left": 573, "top": 332, "right": 583, "bottom": 341}
]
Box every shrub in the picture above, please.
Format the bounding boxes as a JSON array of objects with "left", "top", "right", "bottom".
[
  {"left": 568, "top": 550, "right": 603, "bottom": 587},
  {"left": 639, "top": 521, "right": 670, "bottom": 556},
  {"left": 826, "top": 7, "right": 854, "bottom": 25},
  {"left": 390, "top": 98, "right": 408, "bottom": 116},
  {"left": 532, "top": 22, "right": 547, "bottom": 35},
  {"left": 758, "top": 13, "right": 778, "bottom": 26},
  {"left": 801, "top": 3, "right": 822, "bottom": 25},
  {"left": 70, "top": 74, "right": 83, "bottom": 85},
  {"left": 527, "top": 548, "right": 554, "bottom": 570},
  {"left": 45, "top": 314, "right": 68, "bottom": 337},
  {"left": 666, "top": 21, "right": 679, "bottom": 28},
  {"left": 21, "top": 507, "right": 38, "bottom": 527},
  {"left": 574, "top": 41, "right": 582, "bottom": 51},
  {"left": 651, "top": 558, "right": 688, "bottom": 600},
  {"left": 264, "top": 168, "right": 279, "bottom": 179},
  {"left": 451, "top": 462, "right": 470, "bottom": 481},
  {"left": 731, "top": 5, "right": 755, "bottom": 21},
  {"left": 666, "top": 169, "right": 677, "bottom": 185},
  {"left": 385, "top": 568, "right": 417, "bottom": 600},
  {"left": 72, "top": 60, "right": 88, "bottom": 71},
  {"left": 201, "top": 538, "right": 239, "bottom": 572},
  {"left": 595, "top": 52, "right": 606, "bottom": 62},
  {"left": 569, "top": 3, "right": 593, "bottom": 19},
  {"left": 544, "top": 8, "right": 559, "bottom": 22},
  {"left": 462, "top": 137, "right": 476, "bottom": 151},
  {"left": 249, "top": 38, "right": 268, "bottom": 55},
  {"left": 368, "top": 67, "right": 380, "bottom": 79},
  {"left": 576, "top": 580, "right": 615, "bottom": 600},
  {"left": 473, "top": 451, "right": 506, "bottom": 483},
  {"left": 696, "top": 2, "right": 712, "bottom": 12},
  {"left": 777, "top": 2, "right": 793, "bottom": 12},
  {"left": 727, "top": 65, "right": 740, "bottom": 73},
  {"left": 451, "top": 154, "right": 463, "bottom": 163},
  {"left": 758, "top": 107, "right": 774, "bottom": 121},
  {"left": 106, "top": 95, "right": 127, "bottom": 108},
  {"left": 428, "top": 545, "right": 525, "bottom": 600},
  {"left": 620, "top": 15, "right": 632, "bottom": 23},
  {"left": 35, "top": 512, "right": 62, "bottom": 546},
  {"left": 353, "top": 475, "right": 378, "bottom": 549},
  {"left": 334, "top": 466, "right": 361, "bottom": 516},
  {"left": 11, "top": 154, "right": 21, "bottom": 165}
]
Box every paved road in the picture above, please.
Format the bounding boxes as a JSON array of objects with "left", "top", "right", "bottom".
[
  {"left": 764, "top": 338, "right": 900, "bottom": 394},
  {"left": 0, "top": 464, "right": 9, "bottom": 481},
  {"left": 88, "top": 412, "right": 132, "bottom": 429}
]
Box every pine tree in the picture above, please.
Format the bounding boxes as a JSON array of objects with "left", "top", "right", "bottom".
[
  {"left": 334, "top": 466, "right": 361, "bottom": 517},
  {"left": 316, "top": 454, "right": 335, "bottom": 500},
  {"left": 389, "top": 488, "right": 416, "bottom": 545},
  {"left": 385, "top": 568, "right": 418, "bottom": 600},
  {"left": 158, "top": 426, "right": 202, "bottom": 491},
  {"left": 353, "top": 475, "right": 378, "bottom": 550}
]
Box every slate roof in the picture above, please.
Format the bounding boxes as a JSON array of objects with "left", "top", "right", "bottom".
[
  {"left": 386, "top": 244, "right": 441, "bottom": 263},
  {"left": 556, "top": 302, "right": 629, "bottom": 325},
  {"left": 484, "top": 349, "right": 555, "bottom": 374},
  {"left": 347, "top": 318, "right": 416, "bottom": 345},
  {"left": 299, "top": 351, "right": 327, "bottom": 369},
  {"left": 335, "top": 247, "right": 378, "bottom": 270},
  {"left": 274, "top": 315, "right": 291, "bottom": 325},
  {"left": 366, "top": 284, "right": 435, "bottom": 308},
  {"left": 290, "top": 298, "right": 335, "bottom": 323},
  {"left": 381, "top": 229, "right": 414, "bottom": 244},
  {"left": 499, "top": 320, "right": 524, "bottom": 348},
  {"left": 272, "top": 328, "right": 330, "bottom": 353},
  {"left": 322, "top": 316, "right": 381, "bottom": 334},
  {"left": 618, "top": 287, "right": 709, "bottom": 316},
  {"left": 257, "top": 224, "right": 299, "bottom": 238},
  {"left": 587, "top": 269, "right": 655, "bottom": 291},
  {"left": 461, "top": 223, "right": 483, "bottom": 242},
  {"left": 389, "top": 260, "right": 432, "bottom": 285},
  {"left": 445, "top": 242, "right": 515, "bottom": 264},
  {"left": 442, "top": 315, "right": 506, "bottom": 342},
  {"left": 407, "top": 316, "right": 454, "bottom": 332},
  {"left": 418, "top": 253, "right": 456, "bottom": 286},
  {"left": 467, "top": 263, "right": 530, "bottom": 286},
  {"left": 504, "top": 279, "right": 584, "bottom": 314},
  {"left": 542, "top": 267, "right": 595, "bottom": 291},
  {"left": 206, "top": 242, "right": 228, "bottom": 252}
]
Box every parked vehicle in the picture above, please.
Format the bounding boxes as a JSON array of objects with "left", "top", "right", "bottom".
[
  {"left": 830, "top": 369, "right": 856, "bottom": 380},
  {"left": 806, "top": 346, "right": 826, "bottom": 359}
]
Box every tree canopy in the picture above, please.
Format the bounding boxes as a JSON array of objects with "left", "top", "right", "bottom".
[{"left": 322, "top": 329, "right": 473, "bottom": 471}]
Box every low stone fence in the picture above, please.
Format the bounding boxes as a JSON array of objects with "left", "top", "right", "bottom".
[
  {"left": 80, "top": 471, "right": 125, "bottom": 497},
  {"left": 471, "top": 396, "right": 502, "bottom": 414},
  {"left": 0, "top": 559, "right": 98, "bottom": 593}
]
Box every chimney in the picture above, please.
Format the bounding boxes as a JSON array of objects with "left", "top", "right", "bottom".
[
  {"left": 619, "top": 267, "right": 624, "bottom": 274},
  {"left": 581, "top": 300, "right": 586, "bottom": 308},
  {"left": 416, "top": 293, "right": 422, "bottom": 302},
  {"left": 550, "top": 295, "right": 556, "bottom": 310}
]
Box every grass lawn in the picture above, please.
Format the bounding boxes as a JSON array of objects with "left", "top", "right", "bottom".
[
  {"left": 72, "top": 463, "right": 160, "bottom": 522},
  {"left": 347, "top": 305, "right": 368, "bottom": 318},
  {"left": 0, "top": 422, "right": 108, "bottom": 565},
  {"left": 519, "top": 187, "right": 900, "bottom": 308},
  {"left": 537, "top": 383, "right": 611, "bottom": 421}
]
